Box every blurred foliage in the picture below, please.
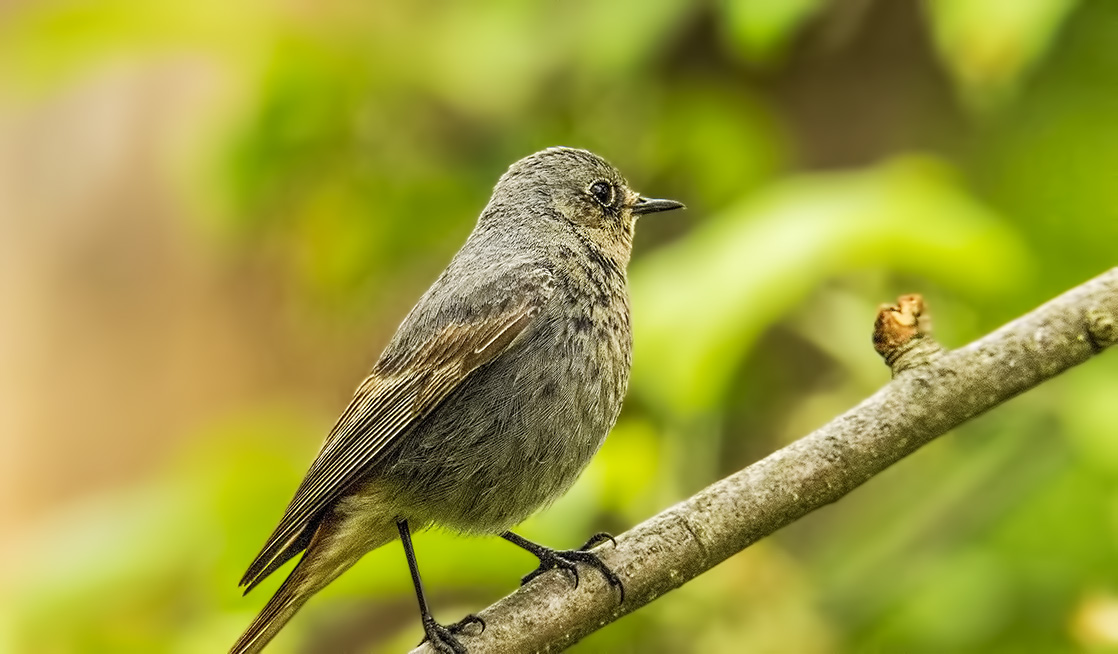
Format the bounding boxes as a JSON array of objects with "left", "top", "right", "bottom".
[
  {"left": 924, "top": 0, "right": 1080, "bottom": 109},
  {"left": 4, "top": 0, "right": 1118, "bottom": 653},
  {"left": 631, "top": 156, "right": 1031, "bottom": 415},
  {"left": 719, "top": 0, "right": 827, "bottom": 62}
]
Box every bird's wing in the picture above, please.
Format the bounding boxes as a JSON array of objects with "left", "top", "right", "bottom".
[{"left": 240, "top": 268, "right": 555, "bottom": 591}]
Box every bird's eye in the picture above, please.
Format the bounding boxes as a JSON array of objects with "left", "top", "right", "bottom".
[{"left": 589, "top": 180, "right": 614, "bottom": 207}]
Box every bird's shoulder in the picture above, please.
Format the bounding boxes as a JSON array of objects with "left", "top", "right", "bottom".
[{"left": 374, "top": 246, "right": 557, "bottom": 375}]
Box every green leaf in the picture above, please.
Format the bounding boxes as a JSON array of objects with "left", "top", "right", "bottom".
[
  {"left": 629, "top": 156, "right": 1032, "bottom": 415},
  {"left": 718, "top": 0, "right": 828, "bottom": 63},
  {"left": 924, "top": 0, "right": 1082, "bottom": 109}
]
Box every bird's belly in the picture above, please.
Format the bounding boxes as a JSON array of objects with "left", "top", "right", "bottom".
[{"left": 379, "top": 315, "right": 630, "bottom": 534}]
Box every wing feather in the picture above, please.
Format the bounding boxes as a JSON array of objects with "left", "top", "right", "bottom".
[{"left": 240, "top": 271, "right": 552, "bottom": 591}]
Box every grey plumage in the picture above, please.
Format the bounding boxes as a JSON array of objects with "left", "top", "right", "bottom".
[{"left": 231, "top": 147, "right": 683, "bottom": 654}]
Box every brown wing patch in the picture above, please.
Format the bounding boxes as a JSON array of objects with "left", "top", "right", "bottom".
[{"left": 240, "top": 277, "right": 550, "bottom": 591}]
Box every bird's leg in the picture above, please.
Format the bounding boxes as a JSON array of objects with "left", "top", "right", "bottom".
[
  {"left": 396, "top": 520, "right": 485, "bottom": 654},
  {"left": 500, "top": 531, "right": 624, "bottom": 603}
]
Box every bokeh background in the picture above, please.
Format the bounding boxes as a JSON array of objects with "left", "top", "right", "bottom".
[{"left": 3, "top": 1, "right": 1118, "bottom": 652}]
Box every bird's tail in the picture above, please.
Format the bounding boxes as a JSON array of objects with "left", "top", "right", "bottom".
[
  {"left": 230, "top": 503, "right": 400, "bottom": 654},
  {"left": 229, "top": 559, "right": 319, "bottom": 654}
]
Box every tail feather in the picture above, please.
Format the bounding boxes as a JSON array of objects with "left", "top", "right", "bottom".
[
  {"left": 230, "top": 561, "right": 316, "bottom": 654},
  {"left": 231, "top": 496, "right": 400, "bottom": 654},
  {"left": 241, "top": 525, "right": 314, "bottom": 595}
]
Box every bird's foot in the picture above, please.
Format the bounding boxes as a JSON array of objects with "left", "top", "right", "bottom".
[
  {"left": 419, "top": 613, "right": 484, "bottom": 653},
  {"left": 448, "top": 614, "right": 485, "bottom": 635},
  {"left": 518, "top": 533, "right": 624, "bottom": 603},
  {"left": 579, "top": 531, "right": 617, "bottom": 550}
]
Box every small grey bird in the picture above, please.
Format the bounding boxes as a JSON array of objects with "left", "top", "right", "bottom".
[{"left": 230, "top": 146, "right": 684, "bottom": 654}]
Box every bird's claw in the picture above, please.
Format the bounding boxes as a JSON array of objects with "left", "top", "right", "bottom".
[
  {"left": 520, "top": 544, "right": 625, "bottom": 604},
  {"left": 419, "top": 613, "right": 478, "bottom": 654},
  {"left": 579, "top": 531, "right": 617, "bottom": 551},
  {"left": 448, "top": 614, "right": 485, "bottom": 636}
]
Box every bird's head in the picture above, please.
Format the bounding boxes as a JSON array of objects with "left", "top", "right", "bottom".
[{"left": 488, "top": 147, "right": 684, "bottom": 266}]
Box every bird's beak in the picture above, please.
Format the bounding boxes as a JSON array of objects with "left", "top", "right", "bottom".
[{"left": 631, "top": 196, "right": 685, "bottom": 215}]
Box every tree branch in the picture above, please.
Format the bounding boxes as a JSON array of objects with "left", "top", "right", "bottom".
[{"left": 412, "top": 267, "right": 1118, "bottom": 654}]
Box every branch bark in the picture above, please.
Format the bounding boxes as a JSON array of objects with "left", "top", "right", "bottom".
[{"left": 411, "top": 267, "right": 1118, "bottom": 654}]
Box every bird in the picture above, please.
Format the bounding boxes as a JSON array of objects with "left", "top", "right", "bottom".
[{"left": 230, "top": 146, "right": 684, "bottom": 654}]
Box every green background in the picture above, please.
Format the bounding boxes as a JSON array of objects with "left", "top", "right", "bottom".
[{"left": 1, "top": 1, "right": 1117, "bottom": 652}]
